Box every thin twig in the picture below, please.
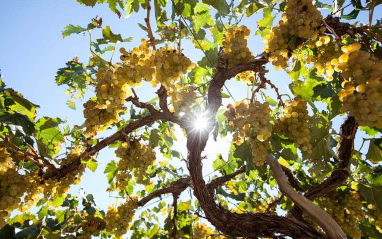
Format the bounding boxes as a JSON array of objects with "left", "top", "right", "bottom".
[
  {"left": 363, "top": 28, "right": 382, "bottom": 43},
  {"left": 322, "top": 20, "right": 340, "bottom": 41},
  {"left": 144, "top": 0, "right": 156, "bottom": 50}
]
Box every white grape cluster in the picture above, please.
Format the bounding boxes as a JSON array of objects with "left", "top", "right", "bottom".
[
  {"left": 43, "top": 148, "right": 84, "bottom": 200},
  {"left": 120, "top": 39, "right": 195, "bottom": 88},
  {"left": 330, "top": 42, "right": 382, "bottom": 129},
  {"left": 0, "top": 168, "right": 28, "bottom": 228},
  {"left": 115, "top": 139, "right": 156, "bottom": 188},
  {"left": 225, "top": 101, "right": 272, "bottom": 166},
  {"left": 307, "top": 35, "right": 341, "bottom": 81},
  {"left": 367, "top": 204, "right": 382, "bottom": 233},
  {"left": 105, "top": 197, "right": 138, "bottom": 237},
  {"left": 264, "top": 0, "right": 323, "bottom": 69},
  {"left": 168, "top": 84, "right": 198, "bottom": 116},
  {"left": 222, "top": 26, "right": 254, "bottom": 68},
  {"left": 274, "top": 98, "right": 312, "bottom": 154},
  {"left": 317, "top": 191, "right": 365, "bottom": 238},
  {"left": 238, "top": 71, "right": 257, "bottom": 85}
]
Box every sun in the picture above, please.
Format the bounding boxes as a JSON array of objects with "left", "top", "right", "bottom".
[{"left": 193, "top": 114, "right": 208, "bottom": 131}]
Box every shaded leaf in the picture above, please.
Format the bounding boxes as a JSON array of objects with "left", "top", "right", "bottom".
[{"left": 366, "top": 139, "right": 382, "bottom": 163}]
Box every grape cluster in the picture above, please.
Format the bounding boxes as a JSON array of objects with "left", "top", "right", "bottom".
[
  {"left": 238, "top": 71, "right": 257, "bottom": 85},
  {"left": 225, "top": 101, "right": 272, "bottom": 165},
  {"left": 367, "top": 204, "right": 382, "bottom": 233},
  {"left": 330, "top": 42, "right": 382, "bottom": 129},
  {"left": 115, "top": 139, "right": 156, "bottom": 188},
  {"left": 43, "top": 148, "right": 85, "bottom": 200},
  {"left": 264, "top": 0, "right": 323, "bottom": 69},
  {"left": 0, "top": 169, "right": 28, "bottom": 228},
  {"left": 274, "top": 98, "right": 312, "bottom": 153},
  {"left": 317, "top": 191, "right": 365, "bottom": 238},
  {"left": 151, "top": 48, "right": 195, "bottom": 88},
  {"left": 222, "top": 26, "right": 254, "bottom": 68},
  {"left": 168, "top": 84, "right": 198, "bottom": 115},
  {"left": 83, "top": 99, "right": 120, "bottom": 139},
  {"left": 308, "top": 35, "right": 341, "bottom": 81},
  {"left": 120, "top": 39, "right": 155, "bottom": 83},
  {"left": 105, "top": 197, "right": 138, "bottom": 237},
  {"left": 193, "top": 222, "right": 213, "bottom": 239},
  {"left": 0, "top": 147, "right": 13, "bottom": 172},
  {"left": 78, "top": 215, "right": 106, "bottom": 239}
]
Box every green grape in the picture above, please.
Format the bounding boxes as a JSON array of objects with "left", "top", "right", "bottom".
[
  {"left": 274, "top": 98, "right": 312, "bottom": 154},
  {"left": 105, "top": 197, "right": 138, "bottom": 237},
  {"left": 317, "top": 191, "right": 365, "bottom": 238},
  {"left": 264, "top": 0, "right": 323, "bottom": 69},
  {"left": 225, "top": 101, "right": 273, "bottom": 165},
  {"left": 332, "top": 42, "right": 382, "bottom": 129},
  {"left": 222, "top": 26, "right": 254, "bottom": 68},
  {"left": 115, "top": 139, "right": 156, "bottom": 188},
  {"left": 168, "top": 84, "right": 198, "bottom": 116}
]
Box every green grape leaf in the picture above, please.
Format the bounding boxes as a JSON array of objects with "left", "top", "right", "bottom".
[
  {"left": 38, "top": 206, "right": 48, "bottom": 219},
  {"left": 307, "top": 115, "right": 332, "bottom": 161},
  {"left": 104, "top": 160, "right": 118, "bottom": 183},
  {"left": 202, "top": 0, "right": 230, "bottom": 15},
  {"left": 341, "top": 9, "right": 360, "bottom": 20},
  {"left": 360, "top": 126, "right": 380, "bottom": 137},
  {"left": 217, "top": 187, "right": 246, "bottom": 201},
  {"left": 5, "top": 88, "right": 39, "bottom": 120},
  {"left": 326, "top": 95, "right": 341, "bottom": 120},
  {"left": 366, "top": 166, "right": 382, "bottom": 186},
  {"left": 265, "top": 96, "right": 278, "bottom": 107},
  {"left": 359, "top": 183, "right": 382, "bottom": 211},
  {"left": 35, "top": 117, "right": 64, "bottom": 158},
  {"left": 76, "top": 0, "right": 98, "bottom": 7},
  {"left": 177, "top": 200, "right": 192, "bottom": 211},
  {"left": 66, "top": 100, "right": 76, "bottom": 110},
  {"left": 359, "top": 221, "right": 382, "bottom": 238},
  {"left": 366, "top": 139, "right": 382, "bottom": 163},
  {"left": 193, "top": 3, "right": 213, "bottom": 32},
  {"left": 97, "top": 26, "right": 123, "bottom": 44},
  {"left": 62, "top": 24, "right": 87, "bottom": 38},
  {"left": 0, "top": 112, "right": 35, "bottom": 137},
  {"left": 52, "top": 195, "right": 66, "bottom": 207},
  {"left": 149, "top": 129, "right": 160, "bottom": 147},
  {"left": 154, "top": 0, "right": 168, "bottom": 20},
  {"left": 55, "top": 210, "right": 65, "bottom": 224},
  {"left": 148, "top": 224, "right": 159, "bottom": 237},
  {"left": 290, "top": 78, "right": 321, "bottom": 101},
  {"left": 55, "top": 60, "right": 88, "bottom": 93},
  {"left": 86, "top": 160, "right": 98, "bottom": 172},
  {"left": 256, "top": 7, "right": 274, "bottom": 37},
  {"left": 374, "top": 138, "right": 382, "bottom": 151},
  {"left": 245, "top": 2, "right": 266, "bottom": 17}
]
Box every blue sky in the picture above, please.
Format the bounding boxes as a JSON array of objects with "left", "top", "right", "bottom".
[{"left": 1, "top": 0, "right": 381, "bottom": 236}]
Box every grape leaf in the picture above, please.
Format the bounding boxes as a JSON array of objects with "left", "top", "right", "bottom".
[
  {"left": 0, "top": 112, "right": 35, "bottom": 137},
  {"left": 359, "top": 183, "right": 382, "bottom": 211},
  {"left": 202, "top": 0, "right": 230, "bottom": 15},
  {"left": 366, "top": 139, "right": 382, "bottom": 163},
  {"left": 86, "top": 160, "right": 98, "bottom": 172},
  {"left": 97, "top": 26, "right": 123, "bottom": 44},
  {"left": 66, "top": 100, "right": 76, "bottom": 110}
]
